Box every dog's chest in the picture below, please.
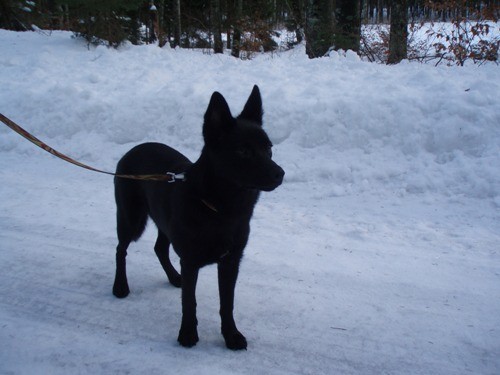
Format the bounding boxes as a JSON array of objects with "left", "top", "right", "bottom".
[{"left": 171, "top": 213, "right": 249, "bottom": 266}]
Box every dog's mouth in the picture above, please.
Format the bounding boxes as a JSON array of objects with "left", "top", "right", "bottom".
[
  {"left": 259, "top": 183, "right": 282, "bottom": 192},
  {"left": 254, "top": 167, "right": 285, "bottom": 192}
]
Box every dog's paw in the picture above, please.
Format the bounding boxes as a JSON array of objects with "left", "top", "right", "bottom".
[
  {"left": 178, "top": 326, "right": 199, "bottom": 348},
  {"left": 168, "top": 274, "right": 182, "bottom": 288},
  {"left": 112, "top": 283, "right": 130, "bottom": 298},
  {"left": 223, "top": 331, "right": 247, "bottom": 350}
]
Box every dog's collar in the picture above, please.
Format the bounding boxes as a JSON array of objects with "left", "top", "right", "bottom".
[
  {"left": 201, "top": 199, "right": 218, "bottom": 213},
  {"left": 166, "top": 172, "right": 186, "bottom": 183}
]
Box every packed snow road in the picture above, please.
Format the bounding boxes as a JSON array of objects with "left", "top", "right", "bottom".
[{"left": 1, "top": 30, "right": 499, "bottom": 374}]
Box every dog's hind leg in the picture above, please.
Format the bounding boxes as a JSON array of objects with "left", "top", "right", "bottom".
[
  {"left": 113, "top": 237, "right": 131, "bottom": 298},
  {"left": 154, "top": 230, "right": 181, "bottom": 288},
  {"left": 113, "top": 182, "right": 148, "bottom": 298},
  {"left": 113, "top": 206, "right": 139, "bottom": 298}
]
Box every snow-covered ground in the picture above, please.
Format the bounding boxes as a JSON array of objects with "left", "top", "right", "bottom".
[{"left": 0, "top": 30, "right": 499, "bottom": 375}]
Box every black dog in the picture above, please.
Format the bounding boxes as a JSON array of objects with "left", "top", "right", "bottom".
[{"left": 112, "top": 86, "right": 284, "bottom": 350}]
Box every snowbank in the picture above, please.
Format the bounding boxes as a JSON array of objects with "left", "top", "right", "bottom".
[
  {"left": 1, "top": 30, "right": 498, "bottom": 200},
  {"left": 1, "top": 30, "right": 499, "bottom": 375}
]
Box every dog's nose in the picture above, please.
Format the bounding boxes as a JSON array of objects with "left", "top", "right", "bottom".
[{"left": 274, "top": 167, "right": 285, "bottom": 185}]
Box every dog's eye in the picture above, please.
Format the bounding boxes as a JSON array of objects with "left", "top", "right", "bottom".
[{"left": 237, "top": 147, "right": 252, "bottom": 158}]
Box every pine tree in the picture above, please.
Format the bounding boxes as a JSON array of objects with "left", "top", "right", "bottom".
[
  {"left": 212, "top": 0, "right": 223, "bottom": 53},
  {"left": 334, "top": 0, "right": 361, "bottom": 52},
  {"left": 305, "top": 0, "right": 334, "bottom": 58},
  {"left": 0, "top": 0, "right": 38, "bottom": 30},
  {"left": 57, "top": 0, "right": 143, "bottom": 47},
  {"left": 231, "top": 0, "right": 243, "bottom": 57},
  {"left": 289, "top": 0, "right": 304, "bottom": 44},
  {"left": 387, "top": 0, "right": 408, "bottom": 64},
  {"left": 172, "top": 0, "right": 181, "bottom": 47}
]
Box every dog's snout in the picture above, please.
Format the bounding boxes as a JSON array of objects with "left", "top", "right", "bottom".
[
  {"left": 259, "top": 164, "right": 284, "bottom": 192},
  {"left": 273, "top": 166, "right": 285, "bottom": 185},
  {"left": 270, "top": 165, "right": 285, "bottom": 189}
]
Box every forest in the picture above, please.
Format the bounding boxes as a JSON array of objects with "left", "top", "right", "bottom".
[
  {"left": 0, "top": 0, "right": 498, "bottom": 64},
  {"left": 0, "top": 2, "right": 499, "bottom": 373}
]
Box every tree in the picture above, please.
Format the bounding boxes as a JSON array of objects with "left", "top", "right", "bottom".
[
  {"left": 212, "top": 0, "right": 223, "bottom": 53},
  {"left": 231, "top": 0, "right": 243, "bottom": 57},
  {"left": 334, "top": 0, "right": 361, "bottom": 52},
  {"left": 147, "top": 2, "right": 159, "bottom": 44},
  {"left": 0, "top": 0, "right": 40, "bottom": 30},
  {"left": 172, "top": 0, "right": 181, "bottom": 47},
  {"left": 155, "top": 0, "right": 169, "bottom": 47},
  {"left": 55, "top": 0, "right": 143, "bottom": 47},
  {"left": 387, "top": 0, "right": 408, "bottom": 64},
  {"left": 288, "top": 0, "right": 304, "bottom": 43},
  {"left": 305, "top": 0, "right": 334, "bottom": 58}
]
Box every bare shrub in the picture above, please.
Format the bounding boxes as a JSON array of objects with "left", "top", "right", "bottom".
[{"left": 360, "top": 2, "right": 499, "bottom": 66}]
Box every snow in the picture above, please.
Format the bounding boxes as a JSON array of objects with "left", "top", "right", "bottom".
[{"left": 1, "top": 30, "right": 499, "bottom": 374}]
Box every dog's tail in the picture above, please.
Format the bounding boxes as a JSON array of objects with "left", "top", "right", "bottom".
[{"left": 115, "top": 179, "right": 148, "bottom": 243}]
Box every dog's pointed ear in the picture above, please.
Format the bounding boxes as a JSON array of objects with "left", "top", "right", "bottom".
[
  {"left": 205, "top": 91, "right": 233, "bottom": 126},
  {"left": 203, "top": 91, "right": 235, "bottom": 144},
  {"left": 238, "top": 85, "right": 263, "bottom": 125}
]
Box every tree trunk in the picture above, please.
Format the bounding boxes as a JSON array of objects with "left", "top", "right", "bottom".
[
  {"left": 148, "top": 4, "right": 158, "bottom": 44},
  {"left": 156, "top": 0, "right": 167, "bottom": 47},
  {"left": 289, "top": 0, "right": 304, "bottom": 43},
  {"left": 387, "top": 0, "right": 408, "bottom": 64},
  {"left": 212, "top": 0, "right": 223, "bottom": 53},
  {"left": 334, "top": 0, "right": 361, "bottom": 52},
  {"left": 172, "top": 0, "right": 181, "bottom": 47},
  {"left": 231, "top": 0, "right": 243, "bottom": 58},
  {"left": 305, "top": 0, "right": 334, "bottom": 58}
]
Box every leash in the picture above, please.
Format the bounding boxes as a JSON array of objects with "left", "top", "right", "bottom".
[{"left": 0, "top": 113, "right": 185, "bottom": 182}]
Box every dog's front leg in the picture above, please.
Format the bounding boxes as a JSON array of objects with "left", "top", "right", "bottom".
[
  {"left": 218, "top": 258, "right": 247, "bottom": 350},
  {"left": 178, "top": 262, "right": 199, "bottom": 347}
]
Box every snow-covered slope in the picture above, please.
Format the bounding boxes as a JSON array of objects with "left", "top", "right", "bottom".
[{"left": 1, "top": 30, "right": 499, "bottom": 375}]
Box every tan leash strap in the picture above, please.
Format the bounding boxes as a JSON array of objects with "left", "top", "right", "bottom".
[{"left": 0, "top": 113, "right": 179, "bottom": 181}]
